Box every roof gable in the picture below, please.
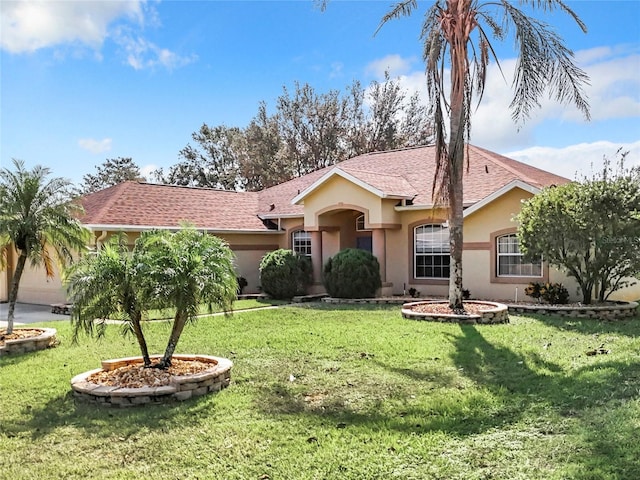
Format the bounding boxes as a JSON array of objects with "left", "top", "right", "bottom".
[
  {"left": 291, "top": 168, "right": 417, "bottom": 205},
  {"left": 462, "top": 180, "right": 540, "bottom": 218}
]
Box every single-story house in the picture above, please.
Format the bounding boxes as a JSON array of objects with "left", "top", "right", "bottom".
[{"left": 2, "top": 144, "right": 638, "bottom": 304}]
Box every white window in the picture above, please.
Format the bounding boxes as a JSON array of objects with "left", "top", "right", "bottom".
[
  {"left": 355, "top": 214, "right": 369, "bottom": 232},
  {"left": 414, "top": 224, "right": 450, "bottom": 279},
  {"left": 497, "top": 233, "right": 542, "bottom": 277},
  {"left": 292, "top": 230, "right": 312, "bottom": 257}
]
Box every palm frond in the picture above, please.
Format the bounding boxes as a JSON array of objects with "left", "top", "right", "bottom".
[
  {"left": 502, "top": 1, "right": 590, "bottom": 124},
  {"left": 519, "top": 0, "right": 587, "bottom": 33},
  {"left": 377, "top": 0, "right": 419, "bottom": 34}
]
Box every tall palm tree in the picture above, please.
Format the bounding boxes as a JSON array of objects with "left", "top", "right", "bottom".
[
  {"left": 65, "top": 234, "right": 152, "bottom": 366},
  {"left": 0, "top": 160, "right": 89, "bottom": 334},
  {"left": 135, "top": 227, "right": 237, "bottom": 369},
  {"left": 377, "top": 0, "right": 590, "bottom": 310}
]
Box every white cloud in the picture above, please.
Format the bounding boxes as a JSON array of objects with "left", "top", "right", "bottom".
[
  {"left": 366, "top": 54, "right": 415, "bottom": 78},
  {"left": 506, "top": 141, "right": 640, "bottom": 180},
  {"left": 113, "top": 27, "right": 197, "bottom": 71},
  {"left": 373, "top": 43, "right": 639, "bottom": 151},
  {"left": 582, "top": 53, "right": 640, "bottom": 121},
  {"left": 469, "top": 47, "right": 640, "bottom": 149},
  {"left": 0, "top": 0, "right": 143, "bottom": 53},
  {"left": 140, "top": 164, "right": 158, "bottom": 181},
  {"left": 0, "top": 1, "right": 195, "bottom": 71},
  {"left": 78, "top": 138, "right": 112, "bottom": 154}
]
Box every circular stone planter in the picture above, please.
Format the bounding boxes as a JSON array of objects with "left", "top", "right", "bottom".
[
  {"left": 507, "top": 301, "right": 639, "bottom": 320},
  {"left": 0, "top": 328, "right": 57, "bottom": 356},
  {"left": 402, "top": 301, "right": 509, "bottom": 324},
  {"left": 71, "top": 354, "right": 232, "bottom": 408}
]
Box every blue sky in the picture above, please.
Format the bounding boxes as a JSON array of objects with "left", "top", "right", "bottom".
[{"left": 1, "top": 0, "right": 639, "bottom": 186}]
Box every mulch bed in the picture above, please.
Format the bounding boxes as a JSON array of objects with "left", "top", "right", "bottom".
[
  {"left": 0, "top": 328, "right": 44, "bottom": 347},
  {"left": 87, "top": 359, "right": 215, "bottom": 388},
  {"left": 408, "top": 302, "right": 493, "bottom": 315}
]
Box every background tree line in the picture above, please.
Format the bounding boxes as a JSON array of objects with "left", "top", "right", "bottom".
[{"left": 80, "top": 74, "right": 433, "bottom": 194}]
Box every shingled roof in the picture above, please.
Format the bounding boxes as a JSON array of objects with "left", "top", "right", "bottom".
[
  {"left": 80, "top": 145, "right": 568, "bottom": 231},
  {"left": 257, "top": 144, "right": 569, "bottom": 216},
  {"left": 80, "top": 182, "right": 269, "bottom": 232}
]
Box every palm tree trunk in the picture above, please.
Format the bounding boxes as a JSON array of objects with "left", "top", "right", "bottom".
[
  {"left": 447, "top": 130, "right": 465, "bottom": 311},
  {"left": 447, "top": 44, "right": 468, "bottom": 311},
  {"left": 448, "top": 158, "right": 465, "bottom": 311},
  {"left": 159, "top": 312, "right": 188, "bottom": 368},
  {"left": 5, "top": 252, "right": 27, "bottom": 335},
  {"left": 443, "top": 0, "right": 472, "bottom": 312},
  {"left": 130, "top": 312, "right": 151, "bottom": 367}
]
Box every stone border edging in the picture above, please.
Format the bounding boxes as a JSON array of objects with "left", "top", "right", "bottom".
[
  {"left": 71, "top": 354, "right": 232, "bottom": 407},
  {"left": 322, "top": 297, "right": 429, "bottom": 305},
  {"left": 402, "top": 300, "right": 509, "bottom": 324},
  {"left": 0, "top": 328, "right": 57, "bottom": 356},
  {"left": 506, "top": 301, "right": 638, "bottom": 320}
]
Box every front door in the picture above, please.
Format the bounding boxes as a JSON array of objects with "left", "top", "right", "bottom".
[{"left": 356, "top": 235, "right": 372, "bottom": 253}]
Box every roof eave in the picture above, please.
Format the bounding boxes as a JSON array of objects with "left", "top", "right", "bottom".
[
  {"left": 84, "top": 224, "right": 283, "bottom": 235},
  {"left": 258, "top": 213, "right": 304, "bottom": 220},
  {"left": 462, "top": 180, "right": 540, "bottom": 218},
  {"left": 394, "top": 202, "right": 475, "bottom": 212}
]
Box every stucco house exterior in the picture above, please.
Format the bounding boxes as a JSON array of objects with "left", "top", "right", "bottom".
[{"left": 2, "top": 144, "right": 638, "bottom": 305}]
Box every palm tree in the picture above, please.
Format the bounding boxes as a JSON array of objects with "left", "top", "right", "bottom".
[
  {"left": 376, "top": 0, "right": 591, "bottom": 310},
  {"left": 64, "top": 234, "right": 152, "bottom": 366},
  {"left": 135, "top": 227, "right": 237, "bottom": 369},
  {"left": 0, "top": 160, "right": 89, "bottom": 334}
]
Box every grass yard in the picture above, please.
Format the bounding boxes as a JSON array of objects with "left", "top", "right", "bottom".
[
  {"left": 1, "top": 303, "right": 639, "bottom": 479},
  {"left": 145, "top": 298, "right": 289, "bottom": 320}
]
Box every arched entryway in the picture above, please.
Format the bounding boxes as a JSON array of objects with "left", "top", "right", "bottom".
[{"left": 311, "top": 206, "right": 389, "bottom": 289}]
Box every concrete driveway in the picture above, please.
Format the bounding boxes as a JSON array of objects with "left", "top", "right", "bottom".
[{"left": 0, "top": 303, "right": 68, "bottom": 329}]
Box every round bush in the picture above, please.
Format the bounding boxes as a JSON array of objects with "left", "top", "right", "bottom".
[
  {"left": 260, "top": 249, "right": 312, "bottom": 300},
  {"left": 323, "top": 248, "right": 381, "bottom": 298}
]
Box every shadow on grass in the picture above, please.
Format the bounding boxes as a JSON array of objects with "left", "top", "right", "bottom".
[
  {"left": 253, "top": 352, "right": 523, "bottom": 437},
  {"left": 252, "top": 323, "right": 640, "bottom": 477},
  {"left": 521, "top": 312, "right": 640, "bottom": 338},
  {"left": 1, "top": 388, "right": 221, "bottom": 441},
  {"left": 450, "top": 324, "right": 640, "bottom": 479}
]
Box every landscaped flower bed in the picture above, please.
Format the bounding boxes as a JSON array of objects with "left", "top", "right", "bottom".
[
  {"left": 0, "top": 328, "right": 57, "bottom": 356},
  {"left": 506, "top": 301, "right": 638, "bottom": 320},
  {"left": 71, "top": 354, "right": 232, "bottom": 407},
  {"left": 402, "top": 300, "right": 509, "bottom": 324}
]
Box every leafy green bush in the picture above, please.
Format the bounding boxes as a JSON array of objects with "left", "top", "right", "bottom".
[
  {"left": 260, "top": 249, "right": 312, "bottom": 299},
  {"left": 525, "top": 282, "right": 570, "bottom": 304},
  {"left": 323, "top": 248, "right": 381, "bottom": 298},
  {"left": 517, "top": 150, "right": 640, "bottom": 304}
]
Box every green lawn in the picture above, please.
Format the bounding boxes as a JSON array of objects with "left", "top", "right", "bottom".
[
  {"left": 1, "top": 303, "right": 639, "bottom": 479},
  {"left": 146, "top": 298, "right": 289, "bottom": 320}
]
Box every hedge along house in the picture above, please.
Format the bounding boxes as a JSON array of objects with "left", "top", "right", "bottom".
[{"left": 2, "top": 144, "right": 637, "bottom": 305}]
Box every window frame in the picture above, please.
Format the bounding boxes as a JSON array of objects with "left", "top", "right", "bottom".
[
  {"left": 490, "top": 228, "right": 548, "bottom": 284},
  {"left": 496, "top": 233, "right": 543, "bottom": 278},
  {"left": 291, "top": 230, "right": 312, "bottom": 257},
  {"left": 413, "top": 223, "right": 450, "bottom": 280}
]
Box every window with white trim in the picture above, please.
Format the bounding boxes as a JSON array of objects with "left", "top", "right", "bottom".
[
  {"left": 355, "top": 214, "right": 369, "bottom": 231},
  {"left": 414, "top": 224, "right": 450, "bottom": 279},
  {"left": 497, "top": 233, "right": 542, "bottom": 277},
  {"left": 292, "top": 230, "right": 312, "bottom": 257}
]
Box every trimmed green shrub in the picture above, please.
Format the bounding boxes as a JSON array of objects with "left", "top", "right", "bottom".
[
  {"left": 323, "top": 248, "right": 382, "bottom": 298},
  {"left": 260, "top": 249, "right": 312, "bottom": 299}
]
